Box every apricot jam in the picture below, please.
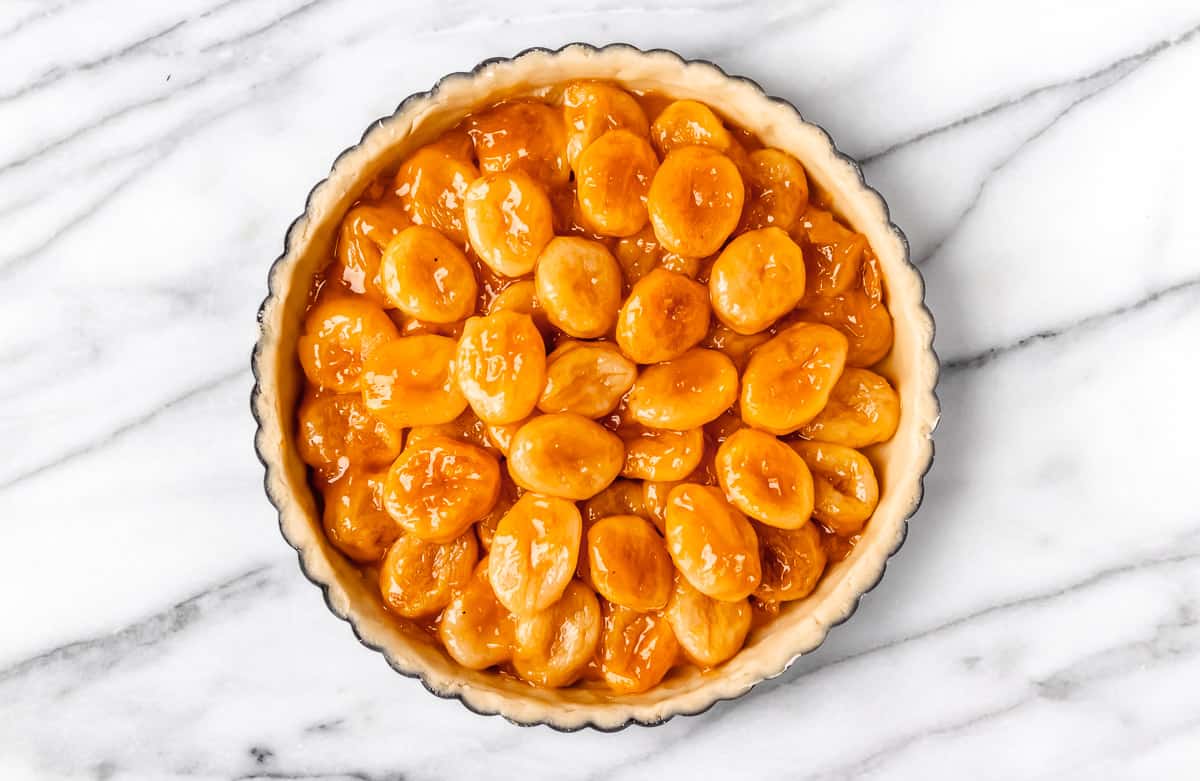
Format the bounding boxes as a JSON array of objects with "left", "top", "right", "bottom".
[{"left": 295, "top": 82, "right": 897, "bottom": 692}]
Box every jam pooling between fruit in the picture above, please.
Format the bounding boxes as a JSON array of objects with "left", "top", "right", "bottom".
[{"left": 296, "top": 82, "right": 897, "bottom": 693}]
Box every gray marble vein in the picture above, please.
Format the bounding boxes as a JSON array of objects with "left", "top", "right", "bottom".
[
  {"left": 862, "top": 16, "right": 1200, "bottom": 164},
  {"left": 944, "top": 272, "right": 1200, "bottom": 372},
  {"left": 2, "top": 2, "right": 1199, "bottom": 778}
]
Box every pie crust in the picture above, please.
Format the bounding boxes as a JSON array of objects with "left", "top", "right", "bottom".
[{"left": 251, "top": 43, "right": 939, "bottom": 730}]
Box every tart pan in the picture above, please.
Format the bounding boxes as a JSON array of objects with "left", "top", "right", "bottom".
[{"left": 251, "top": 43, "right": 939, "bottom": 731}]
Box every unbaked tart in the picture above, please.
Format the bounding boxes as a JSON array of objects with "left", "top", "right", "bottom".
[{"left": 253, "top": 45, "right": 937, "bottom": 730}]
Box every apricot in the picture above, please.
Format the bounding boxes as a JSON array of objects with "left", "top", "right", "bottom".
[
  {"left": 561, "top": 81, "right": 650, "bottom": 167},
  {"left": 665, "top": 574, "right": 751, "bottom": 667},
  {"left": 394, "top": 145, "right": 478, "bottom": 246},
  {"left": 798, "top": 367, "right": 900, "bottom": 447},
  {"left": 378, "top": 226, "right": 477, "bottom": 323},
  {"left": 379, "top": 528, "right": 477, "bottom": 618},
  {"left": 626, "top": 348, "right": 738, "bottom": 429},
  {"left": 575, "top": 129, "right": 658, "bottom": 237},
  {"left": 488, "top": 492, "right": 582, "bottom": 616},
  {"left": 715, "top": 428, "right": 814, "bottom": 529},
  {"left": 789, "top": 440, "right": 880, "bottom": 536},
  {"left": 534, "top": 237, "right": 622, "bottom": 338},
  {"left": 739, "top": 323, "right": 848, "bottom": 435},
  {"left": 298, "top": 296, "right": 399, "bottom": 393},
  {"left": 650, "top": 99, "right": 732, "bottom": 156},
  {"left": 599, "top": 602, "right": 679, "bottom": 693},
  {"left": 506, "top": 413, "right": 624, "bottom": 500},
  {"left": 439, "top": 556, "right": 517, "bottom": 669},
  {"left": 297, "top": 393, "right": 401, "bottom": 482},
  {"left": 538, "top": 340, "right": 636, "bottom": 418},
  {"left": 513, "top": 580, "right": 601, "bottom": 687},
  {"left": 708, "top": 227, "right": 806, "bottom": 334},
  {"left": 468, "top": 100, "right": 569, "bottom": 187},
  {"left": 321, "top": 469, "right": 400, "bottom": 562},
  {"left": 615, "top": 268, "right": 710, "bottom": 363},
  {"left": 464, "top": 171, "right": 555, "bottom": 277},
  {"left": 664, "top": 483, "right": 761, "bottom": 602},
  {"left": 383, "top": 436, "right": 501, "bottom": 543},
  {"left": 648, "top": 146, "right": 744, "bottom": 257},
  {"left": 360, "top": 335, "right": 466, "bottom": 428},
  {"left": 795, "top": 289, "right": 894, "bottom": 368},
  {"left": 754, "top": 522, "right": 826, "bottom": 603},
  {"left": 455, "top": 311, "right": 547, "bottom": 425},
  {"left": 586, "top": 515, "right": 673, "bottom": 611}
]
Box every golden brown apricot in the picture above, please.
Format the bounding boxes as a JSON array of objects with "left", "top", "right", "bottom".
[
  {"left": 575, "top": 129, "right": 658, "bottom": 237},
  {"left": 799, "top": 367, "right": 900, "bottom": 447},
  {"left": 331, "top": 203, "right": 410, "bottom": 302},
  {"left": 795, "top": 289, "right": 894, "bottom": 368},
  {"left": 599, "top": 602, "right": 679, "bottom": 694},
  {"left": 789, "top": 440, "right": 879, "bottom": 535},
  {"left": 322, "top": 469, "right": 400, "bottom": 562},
  {"left": 538, "top": 340, "right": 636, "bottom": 418},
  {"left": 587, "top": 515, "right": 674, "bottom": 611},
  {"left": 615, "top": 269, "right": 710, "bottom": 363},
  {"left": 487, "top": 279, "right": 552, "bottom": 335},
  {"left": 513, "top": 580, "right": 601, "bottom": 687},
  {"left": 665, "top": 484, "right": 761, "bottom": 601},
  {"left": 708, "top": 227, "right": 807, "bottom": 334},
  {"left": 464, "top": 171, "right": 555, "bottom": 277},
  {"left": 507, "top": 413, "right": 624, "bottom": 500},
  {"left": 488, "top": 493, "right": 582, "bottom": 616},
  {"left": 665, "top": 574, "right": 751, "bottom": 667},
  {"left": 740, "top": 323, "right": 848, "bottom": 435},
  {"left": 737, "top": 148, "right": 809, "bottom": 232},
  {"left": 379, "top": 528, "right": 477, "bottom": 618},
  {"left": 561, "top": 81, "right": 650, "bottom": 167},
  {"left": 792, "top": 207, "right": 867, "bottom": 297},
  {"left": 475, "top": 477, "right": 520, "bottom": 551},
  {"left": 405, "top": 407, "right": 495, "bottom": 454},
  {"left": 715, "top": 428, "right": 815, "bottom": 529},
  {"left": 583, "top": 478, "right": 648, "bottom": 523},
  {"left": 534, "top": 237, "right": 622, "bottom": 338},
  {"left": 378, "top": 226, "right": 478, "bottom": 323},
  {"left": 613, "top": 225, "right": 663, "bottom": 291},
  {"left": 650, "top": 99, "right": 733, "bottom": 156},
  {"left": 361, "top": 335, "right": 466, "bottom": 428},
  {"left": 455, "top": 311, "right": 547, "bottom": 425},
  {"left": 701, "top": 322, "right": 770, "bottom": 371},
  {"left": 754, "top": 522, "right": 826, "bottom": 603},
  {"left": 439, "top": 556, "right": 516, "bottom": 669},
  {"left": 383, "top": 436, "right": 501, "bottom": 543},
  {"left": 468, "top": 100, "right": 569, "bottom": 187},
  {"left": 394, "top": 146, "right": 479, "bottom": 246},
  {"left": 297, "top": 393, "right": 402, "bottom": 482},
  {"left": 648, "top": 146, "right": 745, "bottom": 257},
  {"left": 298, "top": 296, "right": 399, "bottom": 393},
  {"left": 619, "top": 424, "right": 705, "bottom": 481},
  {"left": 626, "top": 348, "right": 738, "bottom": 430}
]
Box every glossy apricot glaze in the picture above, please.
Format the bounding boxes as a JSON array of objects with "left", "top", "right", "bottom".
[{"left": 296, "top": 83, "right": 897, "bottom": 692}]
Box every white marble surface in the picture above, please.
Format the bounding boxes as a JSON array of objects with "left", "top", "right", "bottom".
[{"left": 2, "top": 0, "right": 1199, "bottom": 777}]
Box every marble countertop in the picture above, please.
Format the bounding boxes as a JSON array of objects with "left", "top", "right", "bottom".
[{"left": 3, "top": 1, "right": 1199, "bottom": 778}]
